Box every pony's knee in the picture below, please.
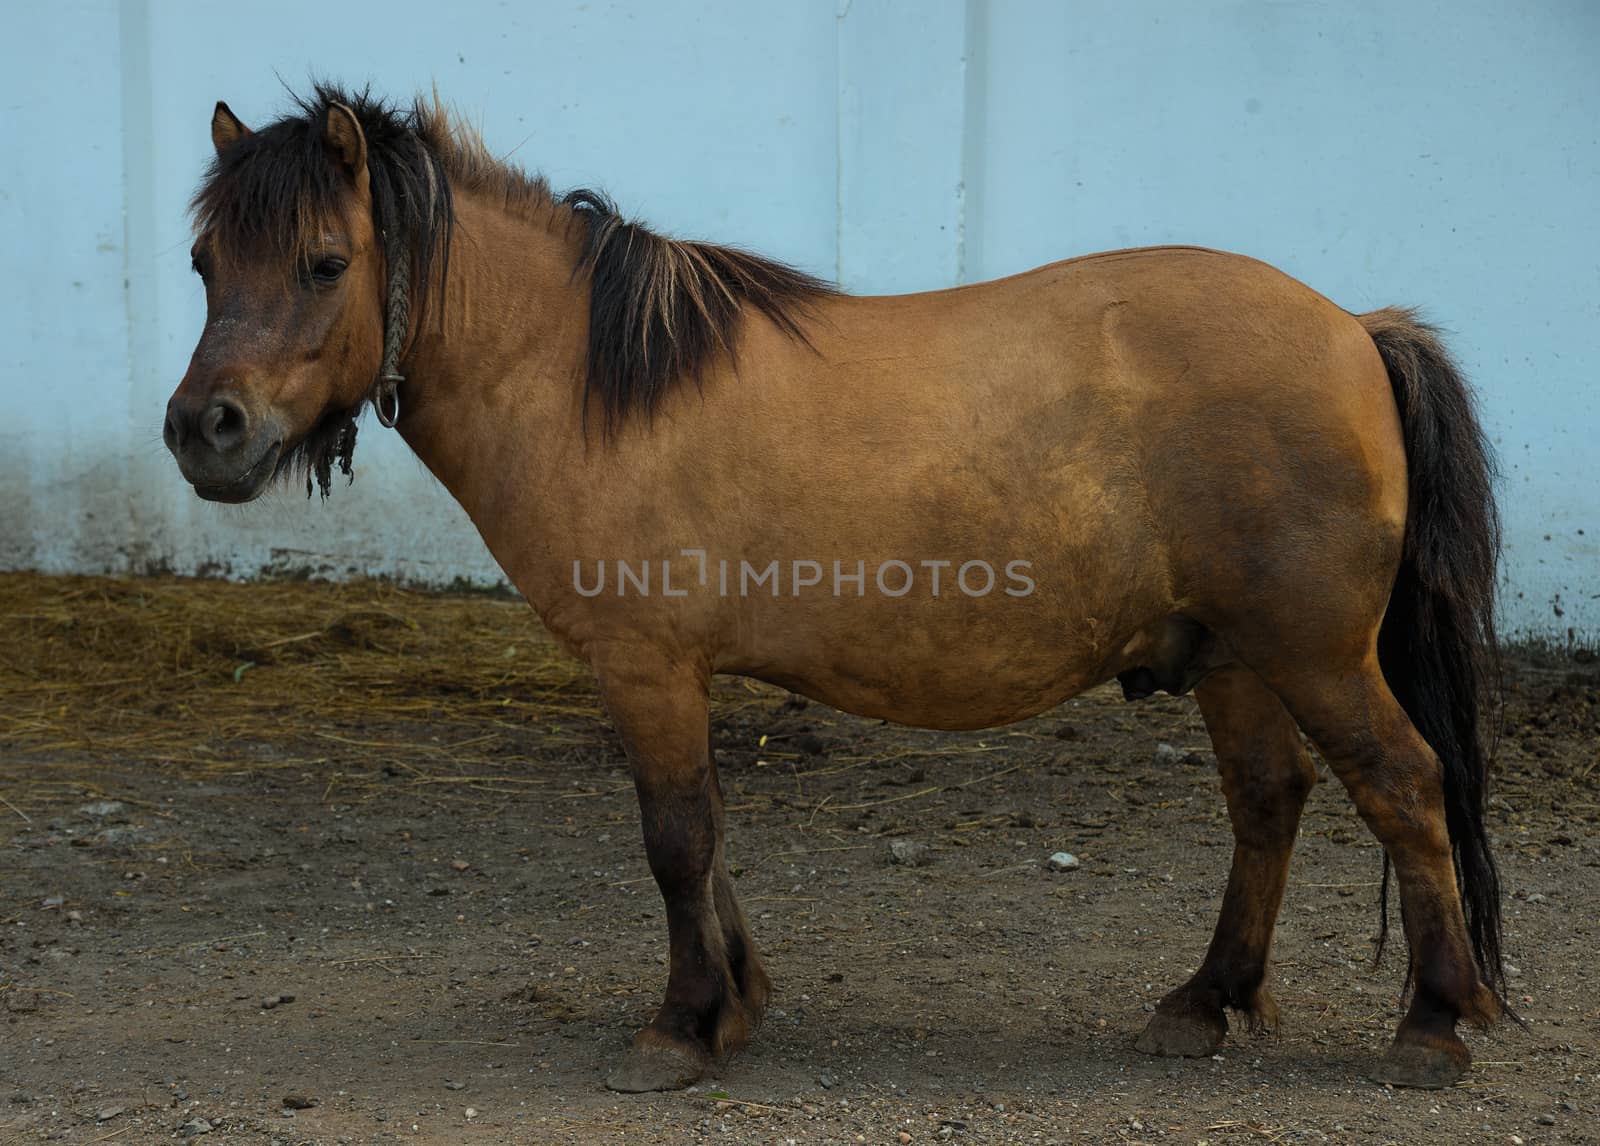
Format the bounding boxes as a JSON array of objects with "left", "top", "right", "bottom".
[
  {"left": 641, "top": 812, "right": 719, "bottom": 891},
  {"left": 1220, "top": 750, "right": 1317, "bottom": 843}
]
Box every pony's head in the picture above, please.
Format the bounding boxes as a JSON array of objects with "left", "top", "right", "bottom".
[{"left": 165, "top": 86, "right": 450, "bottom": 501}]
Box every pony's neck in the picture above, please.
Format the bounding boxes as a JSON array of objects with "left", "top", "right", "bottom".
[{"left": 394, "top": 189, "right": 590, "bottom": 591}]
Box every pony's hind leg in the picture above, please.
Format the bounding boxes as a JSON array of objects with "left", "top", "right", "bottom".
[
  {"left": 1136, "top": 665, "right": 1316, "bottom": 1057},
  {"left": 1269, "top": 656, "right": 1501, "bottom": 1088},
  {"left": 593, "top": 647, "right": 769, "bottom": 1093}
]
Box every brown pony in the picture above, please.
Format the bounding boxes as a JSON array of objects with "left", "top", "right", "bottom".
[{"left": 165, "top": 85, "right": 1508, "bottom": 1092}]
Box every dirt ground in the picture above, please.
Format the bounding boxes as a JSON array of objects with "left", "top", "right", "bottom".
[{"left": 1, "top": 576, "right": 1597, "bottom": 1145}]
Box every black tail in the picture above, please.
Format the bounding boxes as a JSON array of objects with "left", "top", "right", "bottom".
[{"left": 1361, "top": 307, "right": 1506, "bottom": 1004}]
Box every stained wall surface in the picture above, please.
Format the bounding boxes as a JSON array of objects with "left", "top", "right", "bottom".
[{"left": 2, "top": 1, "right": 1594, "bottom": 637}]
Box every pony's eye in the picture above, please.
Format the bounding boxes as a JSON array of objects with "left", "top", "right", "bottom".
[
  {"left": 308, "top": 257, "right": 347, "bottom": 286},
  {"left": 190, "top": 255, "right": 209, "bottom": 281}
]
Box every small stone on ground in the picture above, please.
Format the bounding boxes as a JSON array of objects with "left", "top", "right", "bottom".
[{"left": 889, "top": 839, "right": 931, "bottom": 866}]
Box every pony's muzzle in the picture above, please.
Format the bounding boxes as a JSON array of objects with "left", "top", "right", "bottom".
[
  {"left": 164, "top": 389, "right": 281, "bottom": 502},
  {"left": 165, "top": 392, "right": 250, "bottom": 455}
]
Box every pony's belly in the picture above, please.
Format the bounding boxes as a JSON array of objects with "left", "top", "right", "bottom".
[
  {"left": 722, "top": 601, "right": 1208, "bottom": 731},
  {"left": 729, "top": 630, "right": 1115, "bottom": 731},
  {"left": 782, "top": 668, "right": 1095, "bottom": 730}
]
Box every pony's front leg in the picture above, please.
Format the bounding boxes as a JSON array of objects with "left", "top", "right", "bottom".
[
  {"left": 594, "top": 645, "right": 769, "bottom": 1093},
  {"left": 1136, "top": 666, "right": 1317, "bottom": 1056}
]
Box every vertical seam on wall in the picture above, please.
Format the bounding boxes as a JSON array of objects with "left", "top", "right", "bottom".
[
  {"left": 957, "top": 0, "right": 989, "bottom": 286},
  {"left": 834, "top": 0, "right": 850, "bottom": 286},
  {"left": 118, "top": 0, "right": 156, "bottom": 572}
]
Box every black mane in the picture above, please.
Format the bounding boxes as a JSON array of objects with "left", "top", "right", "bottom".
[
  {"left": 194, "top": 83, "right": 453, "bottom": 301},
  {"left": 559, "top": 189, "right": 836, "bottom": 430}
]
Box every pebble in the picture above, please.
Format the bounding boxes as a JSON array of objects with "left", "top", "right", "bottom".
[
  {"left": 818, "top": 1072, "right": 836, "bottom": 1089},
  {"left": 1537, "top": 1114, "right": 1556, "bottom": 1125},
  {"left": 889, "top": 840, "right": 931, "bottom": 867},
  {"left": 465, "top": 1106, "right": 480, "bottom": 1119},
  {"left": 283, "top": 1094, "right": 317, "bottom": 1109},
  {"left": 95, "top": 1106, "right": 124, "bottom": 1122},
  {"left": 1047, "top": 852, "right": 1081, "bottom": 872},
  {"left": 78, "top": 801, "right": 126, "bottom": 819},
  {"left": 181, "top": 1118, "right": 213, "bottom": 1135},
  {"left": 444, "top": 1081, "right": 466, "bottom": 1091},
  {"left": 898, "top": 1133, "right": 911, "bottom": 1144},
  {"left": 1153, "top": 743, "right": 1182, "bottom": 765}
]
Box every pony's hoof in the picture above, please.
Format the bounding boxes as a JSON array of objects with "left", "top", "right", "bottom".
[
  {"left": 1372, "top": 1038, "right": 1469, "bottom": 1089},
  {"left": 1134, "top": 1007, "right": 1227, "bottom": 1058},
  {"left": 605, "top": 1040, "right": 709, "bottom": 1093}
]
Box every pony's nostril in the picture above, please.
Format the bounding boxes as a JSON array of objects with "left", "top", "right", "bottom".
[
  {"left": 201, "top": 397, "right": 250, "bottom": 451},
  {"left": 163, "top": 405, "right": 184, "bottom": 452}
]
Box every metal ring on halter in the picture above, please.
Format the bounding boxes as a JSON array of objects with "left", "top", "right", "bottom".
[
  {"left": 374, "top": 240, "right": 410, "bottom": 430},
  {"left": 375, "top": 372, "right": 402, "bottom": 428}
]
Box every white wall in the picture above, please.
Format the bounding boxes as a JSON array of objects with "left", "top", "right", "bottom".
[{"left": 1, "top": 1, "right": 1595, "bottom": 638}]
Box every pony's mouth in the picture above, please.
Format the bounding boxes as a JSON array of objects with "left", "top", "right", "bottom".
[{"left": 192, "top": 438, "right": 283, "bottom": 503}]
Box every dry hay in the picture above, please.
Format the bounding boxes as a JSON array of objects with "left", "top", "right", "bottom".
[
  {"left": 10, "top": 572, "right": 1587, "bottom": 830},
  {"left": 0, "top": 572, "right": 785, "bottom": 820},
  {"left": 0, "top": 573, "right": 1047, "bottom": 831}
]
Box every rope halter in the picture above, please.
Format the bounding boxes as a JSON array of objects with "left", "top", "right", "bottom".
[
  {"left": 373, "top": 236, "right": 408, "bottom": 429},
  {"left": 372, "top": 148, "right": 439, "bottom": 430}
]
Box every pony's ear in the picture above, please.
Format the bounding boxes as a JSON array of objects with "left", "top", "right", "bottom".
[
  {"left": 324, "top": 102, "right": 369, "bottom": 188},
  {"left": 211, "top": 101, "right": 250, "bottom": 154}
]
